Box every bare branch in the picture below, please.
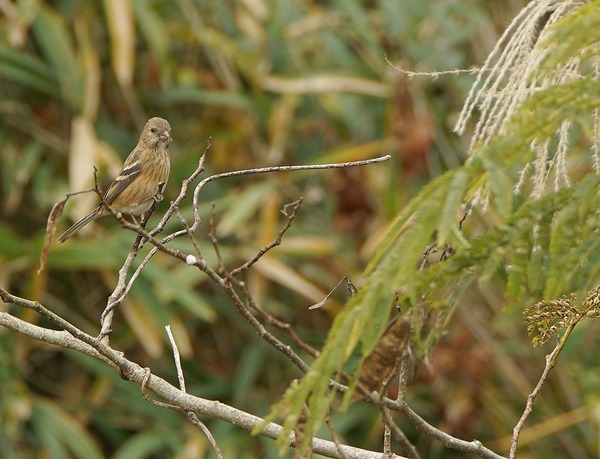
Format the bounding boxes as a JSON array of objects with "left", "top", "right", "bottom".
[
  {"left": 220, "top": 278, "right": 312, "bottom": 374},
  {"left": 97, "top": 140, "right": 211, "bottom": 339},
  {"left": 380, "top": 407, "right": 421, "bottom": 459},
  {"left": 166, "top": 325, "right": 186, "bottom": 392},
  {"left": 383, "top": 426, "right": 392, "bottom": 458},
  {"left": 184, "top": 411, "right": 224, "bottom": 459},
  {"left": 396, "top": 401, "right": 506, "bottom": 459},
  {"left": 165, "top": 326, "right": 224, "bottom": 459},
  {"left": 190, "top": 155, "right": 391, "bottom": 229},
  {"left": 96, "top": 152, "right": 390, "bottom": 339},
  {"left": 325, "top": 414, "right": 350, "bottom": 459},
  {"left": 175, "top": 208, "right": 203, "bottom": 260},
  {"left": 2, "top": 286, "right": 506, "bottom": 459},
  {"left": 509, "top": 322, "right": 576, "bottom": 458},
  {"left": 0, "top": 287, "right": 97, "bottom": 347},
  {"left": 241, "top": 282, "right": 320, "bottom": 358},
  {"left": 151, "top": 138, "right": 211, "bottom": 237},
  {"left": 99, "top": 244, "right": 142, "bottom": 340},
  {"left": 230, "top": 198, "right": 303, "bottom": 276},
  {"left": 0, "top": 297, "right": 405, "bottom": 459},
  {"left": 0, "top": 312, "right": 115, "bottom": 369},
  {"left": 208, "top": 203, "right": 226, "bottom": 273}
]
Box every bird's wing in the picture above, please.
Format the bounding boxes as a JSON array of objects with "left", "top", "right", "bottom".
[{"left": 104, "top": 149, "right": 142, "bottom": 205}]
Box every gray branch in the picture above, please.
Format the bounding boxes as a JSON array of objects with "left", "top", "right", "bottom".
[{"left": 0, "top": 289, "right": 405, "bottom": 459}]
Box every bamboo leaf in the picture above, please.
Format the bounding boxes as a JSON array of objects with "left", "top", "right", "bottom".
[
  {"left": 0, "top": 46, "right": 58, "bottom": 95},
  {"left": 437, "top": 168, "right": 468, "bottom": 244},
  {"left": 506, "top": 235, "right": 529, "bottom": 300},
  {"left": 32, "top": 399, "right": 104, "bottom": 459},
  {"left": 31, "top": 6, "right": 83, "bottom": 110},
  {"left": 104, "top": 0, "right": 135, "bottom": 88},
  {"left": 484, "top": 156, "right": 514, "bottom": 219}
]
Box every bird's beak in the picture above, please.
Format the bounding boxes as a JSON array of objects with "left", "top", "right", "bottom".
[{"left": 160, "top": 131, "right": 172, "bottom": 142}]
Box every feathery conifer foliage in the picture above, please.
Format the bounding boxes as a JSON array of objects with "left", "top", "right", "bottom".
[{"left": 266, "top": 0, "right": 600, "bottom": 452}]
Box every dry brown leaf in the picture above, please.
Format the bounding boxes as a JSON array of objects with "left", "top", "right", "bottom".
[
  {"left": 38, "top": 199, "right": 66, "bottom": 274},
  {"left": 103, "top": 0, "right": 134, "bottom": 87},
  {"left": 355, "top": 317, "right": 411, "bottom": 400}
]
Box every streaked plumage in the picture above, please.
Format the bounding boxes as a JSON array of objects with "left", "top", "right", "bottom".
[{"left": 58, "top": 117, "right": 172, "bottom": 243}]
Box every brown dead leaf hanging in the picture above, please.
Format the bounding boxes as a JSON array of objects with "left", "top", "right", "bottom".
[{"left": 355, "top": 316, "right": 411, "bottom": 400}]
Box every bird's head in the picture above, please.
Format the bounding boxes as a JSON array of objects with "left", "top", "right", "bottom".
[{"left": 141, "top": 117, "right": 172, "bottom": 147}]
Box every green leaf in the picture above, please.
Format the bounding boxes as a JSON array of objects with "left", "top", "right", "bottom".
[
  {"left": 0, "top": 46, "right": 58, "bottom": 96},
  {"left": 527, "top": 217, "right": 551, "bottom": 296},
  {"left": 142, "top": 261, "right": 216, "bottom": 322},
  {"left": 32, "top": 398, "right": 104, "bottom": 459},
  {"left": 112, "top": 430, "right": 172, "bottom": 459},
  {"left": 538, "top": 2, "right": 600, "bottom": 72},
  {"left": 31, "top": 5, "right": 83, "bottom": 110},
  {"left": 153, "top": 87, "right": 258, "bottom": 113},
  {"left": 506, "top": 235, "right": 529, "bottom": 300},
  {"left": 483, "top": 155, "right": 514, "bottom": 219},
  {"left": 437, "top": 169, "right": 469, "bottom": 244}
]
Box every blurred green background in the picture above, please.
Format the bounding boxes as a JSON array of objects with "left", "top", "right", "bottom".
[{"left": 4, "top": 1, "right": 597, "bottom": 458}]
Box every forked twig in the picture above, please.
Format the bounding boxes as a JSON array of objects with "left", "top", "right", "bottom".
[
  {"left": 98, "top": 141, "right": 211, "bottom": 339},
  {"left": 240, "top": 283, "right": 320, "bottom": 358},
  {"left": 509, "top": 321, "right": 577, "bottom": 458},
  {"left": 165, "top": 325, "right": 224, "bottom": 459},
  {"left": 230, "top": 198, "right": 303, "bottom": 276}
]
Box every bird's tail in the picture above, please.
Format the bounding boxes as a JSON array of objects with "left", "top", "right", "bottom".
[{"left": 57, "top": 208, "right": 101, "bottom": 243}]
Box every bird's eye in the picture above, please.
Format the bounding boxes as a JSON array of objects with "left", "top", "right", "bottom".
[{"left": 150, "top": 127, "right": 157, "bottom": 133}]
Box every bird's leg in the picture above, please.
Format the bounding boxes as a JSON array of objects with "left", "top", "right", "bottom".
[
  {"left": 153, "top": 182, "right": 166, "bottom": 203},
  {"left": 134, "top": 208, "right": 156, "bottom": 249},
  {"left": 135, "top": 183, "right": 167, "bottom": 248}
]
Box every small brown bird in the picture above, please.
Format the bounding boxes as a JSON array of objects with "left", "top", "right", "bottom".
[{"left": 58, "top": 117, "right": 172, "bottom": 243}]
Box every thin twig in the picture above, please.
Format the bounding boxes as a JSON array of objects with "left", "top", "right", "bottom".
[
  {"left": 99, "top": 245, "right": 141, "bottom": 340},
  {"left": 0, "top": 287, "right": 98, "bottom": 347},
  {"left": 115, "top": 217, "right": 315, "bottom": 375},
  {"left": 326, "top": 414, "right": 350, "bottom": 459},
  {"left": 230, "top": 198, "right": 303, "bottom": 276},
  {"left": 99, "top": 153, "right": 390, "bottom": 338},
  {"left": 378, "top": 355, "right": 419, "bottom": 459},
  {"left": 209, "top": 197, "right": 319, "bottom": 357},
  {"left": 380, "top": 408, "right": 421, "bottom": 459},
  {"left": 176, "top": 209, "right": 203, "bottom": 259},
  {"left": 166, "top": 325, "right": 224, "bottom": 459},
  {"left": 2, "top": 290, "right": 407, "bottom": 458},
  {"left": 241, "top": 283, "right": 320, "bottom": 358},
  {"left": 397, "top": 401, "right": 505, "bottom": 459},
  {"left": 184, "top": 411, "right": 224, "bottom": 459},
  {"left": 208, "top": 203, "right": 226, "bottom": 274},
  {"left": 151, "top": 138, "right": 210, "bottom": 237},
  {"left": 396, "top": 357, "right": 410, "bottom": 404},
  {"left": 141, "top": 368, "right": 181, "bottom": 410},
  {"left": 107, "top": 246, "right": 160, "bottom": 313},
  {"left": 204, "top": 208, "right": 317, "bottom": 376},
  {"left": 0, "top": 312, "right": 116, "bottom": 369},
  {"left": 191, "top": 155, "right": 391, "bottom": 227},
  {"left": 509, "top": 321, "right": 577, "bottom": 458},
  {"left": 383, "top": 426, "right": 392, "bottom": 458},
  {"left": 166, "top": 326, "right": 186, "bottom": 391},
  {"left": 222, "top": 278, "right": 312, "bottom": 374},
  {"left": 99, "top": 143, "right": 210, "bottom": 339},
  {"left": 97, "top": 185, "right": 160, "bottom": 340}
]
